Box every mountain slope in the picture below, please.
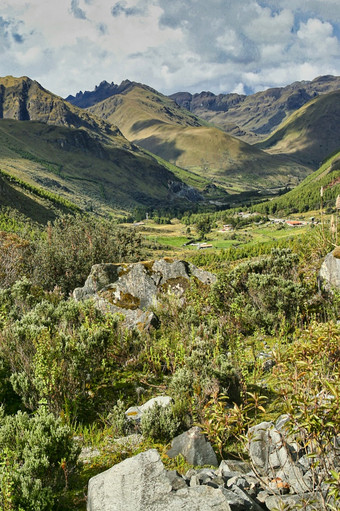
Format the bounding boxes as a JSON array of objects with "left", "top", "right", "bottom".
[
  {"left": 256, "top": 90, "right": 340, "bottom": 169},
  {"left": 86, "top": 83, "right": 310, "bottom": 193},
  {"left": 256, "top": 151, "right": 340, "bottom": 215},
  {"left": 170, "top": 75, "right": 340, "bottom": 143},
  {"left": 0, "top": 76, "right": 211, "bottom": 214}
]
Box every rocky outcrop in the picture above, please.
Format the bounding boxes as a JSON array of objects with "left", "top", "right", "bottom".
[
  {"left": 87, "top": 449, "right": 263, "bottom": 511},
  {"left": 318, "top": 248, "right": 340, "bottom": 292},
  {"left": 73, "top": 258, "right": 216, "bottom": 330}
]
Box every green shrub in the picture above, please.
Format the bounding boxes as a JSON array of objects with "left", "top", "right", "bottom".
[
  {"left": 0, "top": 296, "right": 123, "bottom": 420},
  {"left": 211, "top": 248, "right": 309, "bottom": 334},
  {"left": 0, "top": 406, "right": 79, "bottom": 511},
  {"left": 140, "top": 403, "right": 181, "bottom": 442},
  {"left": 32, "top": 213, "right": 143, "bottom": 294},
  {"left": 105, "top": 400, "right": 131, "bottom": 438}
]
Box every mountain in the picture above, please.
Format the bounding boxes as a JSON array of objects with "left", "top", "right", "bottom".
[
  {"left": 169, "top": 75, "right": 340, "bottom": 143},
  {"left": 255, "top": 150, "right": 340, "bottom": 215},
  {"left": 81, "top": 82, "right": 310, "bottom": 193},
  {"left": 66, "top": 80, "right": 135, "bottom": 108},
  {"left": 256, "top": 90, "right": 340, "bottom": 169},
  {"left": 0, "top": 76, "right": 213, "bottom": 216}
]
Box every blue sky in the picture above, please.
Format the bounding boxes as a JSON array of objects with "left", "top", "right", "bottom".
[{"left": 0, "top": 0, "right": 339, "bottom": 97}]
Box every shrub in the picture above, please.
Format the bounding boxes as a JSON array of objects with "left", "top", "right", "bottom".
[
  {"left": 0, "top": 296, "right": 123, "bottom": 420},
  {"left": 211, "top": 248, "right": 309, "bottom": 334},
  {"left": 0, "top": 406, "right": 79, "bottom": 511},
  {"left": 140, "top": 403, "right": 181, "bottom": 442},
  {"left": 32, "top": 213, "right": 143, "bottom": 294}
]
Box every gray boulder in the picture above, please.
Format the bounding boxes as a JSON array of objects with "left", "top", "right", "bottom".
[
  {"left": 167, "top": 426, "right": 219, "bottom": 467},
  {"left": 74, "top": 258, "right": 216, "bottom": 330},
  {"left": 318, "top": 248, "right": 340, "bottom": 292},
  {"left": 248, "top": 420, "right": 307, "bottom": 494},
  {"left": 87, "top": 449, "right": 231, "bottom": 511}
]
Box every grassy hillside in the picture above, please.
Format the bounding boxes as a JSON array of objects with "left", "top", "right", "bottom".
[
  {"left": 255, "top": 151, "right": 340, "bottom": 215},
  {"left": 88, "top": 84, "right": 310, "bottom": 193},
  {"left": 256, "top": 91, "right": 340, "bottom": 169},
  {"left": 0, "top": 118, "right": 207, "bottom": 216}
]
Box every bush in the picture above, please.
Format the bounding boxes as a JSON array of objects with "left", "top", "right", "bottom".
[
  {"left": 0, "top": 294, "right": 123, "bottom": 420},
  {"left": 211, "top": 248, "right": 308, "bottom": 334},
  {"left": 0, "top": 406, "right": 79, "bottom": 511},
  {"left": 32, "top": 213, "right": 143, "bottom": 294},
  {"left": 140, "top": 403, "right": 181, "bottom": 442}
]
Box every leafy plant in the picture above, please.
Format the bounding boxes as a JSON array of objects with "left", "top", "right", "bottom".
[{"left": 0, "top": 406, "right": 79, "bottom": 511}]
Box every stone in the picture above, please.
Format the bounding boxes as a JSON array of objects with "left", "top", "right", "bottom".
[
  {"left": 139, "top": 396, "right": 173, "bottom": 413},
  {"left": 230, "top": 485, "right": 264, "bottom": 511},
  {"left": 248, "top": 420, "right": 309, "bottom": 494},
  {"left": 164, "top": 470, "right": 188, "bottom": 490},
  {"left": 167, "top": 426, "right": 219, "bottom": 467},
  {"left": 74, "top": 259, "right": 216, "bottom": 330},
  {"left": 87, "top": 449, "right": 231, "bottom": 511},
  {"left": 217, "top": 460, "right": 253, "bottom": 477},
  {"left": 248, "top": 421, "right": 274, "bottom": 473},
  {"left": 318, "top": 249, "right": 340, "bottom": 292},
  {"left": 265, "top": 492, "right": 327, "bottom": 511},
  {"left": 125, "top": 396, "right": 173, "bottom": 422}
]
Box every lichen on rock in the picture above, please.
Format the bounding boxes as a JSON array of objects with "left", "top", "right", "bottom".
[{"left": 73, "top": 258, "right": 216, "bottom": 330}]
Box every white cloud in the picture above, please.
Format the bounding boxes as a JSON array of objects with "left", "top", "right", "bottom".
[{"left": 0, "top": 0, "right": 339, "bottom": 97}]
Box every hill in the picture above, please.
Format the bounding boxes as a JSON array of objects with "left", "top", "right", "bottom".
[
  {"left": 256, "top": 90, "right": 340, "bottom": 169},
  {"left": 255, "top": 150, "right": 340, "bottom": 215},
  {"left": 170, "top": 75, "right": 340, "bottom": 143},
  {"left": 84, "top": 82, "right": 310, "bottom": 193},
  {"left": 0, "top": 76, "right": 214, "bottom": 217}
]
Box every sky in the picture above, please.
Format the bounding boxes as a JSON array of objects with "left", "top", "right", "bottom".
[{"left": 0, "top": 0, "right": 340, "bottom": 98}]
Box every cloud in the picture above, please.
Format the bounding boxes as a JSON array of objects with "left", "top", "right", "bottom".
[
  {"left": 111, "top": 1, "right": 147, "bottom": 18},
  {"left": 70, "top": 0, "right": 87, "bottom": 20},
  {"left": 0, "top": 0, "right": 339, "bottom": 97}
]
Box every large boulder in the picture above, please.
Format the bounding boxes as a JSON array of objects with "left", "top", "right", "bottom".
[
  {"left": 248, "top": 418, "right": 311, "bottom": 494},
  {"left": 167, "top": 426, "right": 219, "bottom": 467},
  {"left": 318, "top": 248, "right": 340, "bottom": 292},
  {"left": 87, "top": 449, "right": 231, "bottom": 511},
  {"left": 73, "top": 258, "right": 216, "bottom": 330}
]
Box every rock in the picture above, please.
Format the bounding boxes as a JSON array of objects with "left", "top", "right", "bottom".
[
  {"left": 125, "top": 396, "right": 173, "bottom": 422},
  {"left": 217, "top": 460, "right": 253, "bottom": 477},
  {"left": 140, "top": 396, "right": 173, "bottom": 413},
  {"left": 74, "top": 259, "right": 216, "bottom": 330},
  {"left": 167, "top": 426, "right": 219, "bottom": 467},
  {"left": 164, "top": 470, "right": 188, "bottom": 490},
  {"left": 87, "top": 449, "right": 231, "bottom": 511},
  {"left": 230, "top": 485, "right": 264, "bottom": 511},
  {"left": 318, "top": 249, "right": 340, "bottom": 292},
  {"left": 248, "top": 420, "right": 307, "bottom": 494},
  {"left": 265, "top": 492, "right": 327, "bottom": 511}
]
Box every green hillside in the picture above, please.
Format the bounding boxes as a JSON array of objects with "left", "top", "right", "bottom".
[
  {"left": 255, "top": 151, "right": 340, "bottom": 215},
  {"left": 87, "top": 83, "right": 310, "bottom": 193},
  {"left": 256, "top": 90, "right": 340, "bottom": 169}
]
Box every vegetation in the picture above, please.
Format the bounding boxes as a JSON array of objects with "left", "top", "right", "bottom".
[{"left": 0, "top": 199, "right": 338, "bottom": 510}]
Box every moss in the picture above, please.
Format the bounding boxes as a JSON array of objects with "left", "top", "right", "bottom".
[
  {"left": 160, "top": 276, "right": 189, "bottom": 293},
  {"left": 99, "top": 287, "right": 141, "bottom": 310},
  {"left": 332, "top": 246, "right": 340, "bottom": 259},
  {"left": 163, "top": 257, "right": 175, "bottom": 264},
  {"left": 117, "top": 264, "right": 131, "bottom": 277},
  {"left": 140, "top": 260, "right": 155, "bottom": 275}
]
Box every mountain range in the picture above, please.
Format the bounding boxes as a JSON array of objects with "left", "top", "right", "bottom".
[{"left": 0, "top": 74, "right": 339, "bottom": 221}]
